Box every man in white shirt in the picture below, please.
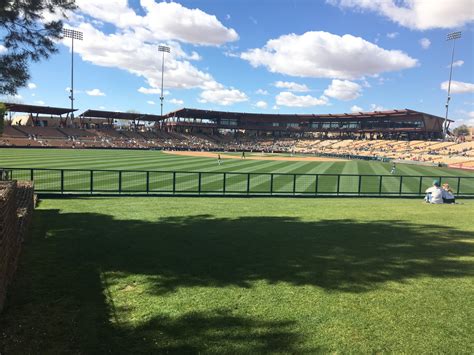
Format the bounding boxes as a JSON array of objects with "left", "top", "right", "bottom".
[{"left": 425, "top": 180, "right": 443, "bottom": 204}]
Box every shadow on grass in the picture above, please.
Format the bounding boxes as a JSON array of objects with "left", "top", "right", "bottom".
[{"left": 1, "top": 209, "right": 473, "bottom": 352}]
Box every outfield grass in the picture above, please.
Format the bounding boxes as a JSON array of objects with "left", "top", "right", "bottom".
[
  {"left": 1, "top": 198, "right": 473, "bottom": 353},
  {"left": 1, "top": 148, "right": 474, "bottom": 195}
]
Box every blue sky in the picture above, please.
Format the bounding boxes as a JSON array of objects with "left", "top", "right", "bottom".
[{"left": 4, "top": 0, "right": 474, "bottom": 126}]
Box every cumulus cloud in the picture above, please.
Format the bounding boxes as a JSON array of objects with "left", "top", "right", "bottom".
[
  {"left": 328, "top": 0, "right": 474, "bottom": 30},
  {"left": 27, "top": 83, "right": 37, "bottom": 89},
  {"left": 255, "top": 100, "right": 268, "bottom": 109},
  {"left": 138, "top": 87, "right": 161, "bottom": 95},
  {"left": 199, "top": 88, "right": 248, "bottom": 106},
  {"left": 449, "top": 60, "right": 464, "bottom": 68},
  {"left": 370, "top": 104, "right": 386, "bottom": 111},
  {"left": 241, "top": 31, "right": 417, "bottom": 80},
  {"left": 386, "top": 32, "right": 399, "bottom": 39},
  {"left": 86, "top": 88, "right": 106, "bottom": 96},
  {"left": 324, "top": 79, "right": 362, "bottom": 101},
  {"left": 256, "top": 89, "right": 269, "bottom": 95},
  {"left": 274, "top": 81, "right": 310, "bottom": 92},
  {"left": 350, "top": 105, "right": 363, "bottom": 112},
  {"left": 147, "top": 100, "right": 155, "bottom": 105},
  {"left": 419, "top": 38, "right": 431, "bottom": 49},
  {"left": 276, "top": 92, "right": 329, "bottom": 107},
  {"left": 441, "top": 81, "right": 474, "bottom": 94},
  {"left": 75, "top": 0, "right": 238, "bottom": 45},
  {"left": 169, "top": 98, "right": 184, "bottom": 105},
  {"left": 57, "top": 1, "right": 243, "bottom": 104}
]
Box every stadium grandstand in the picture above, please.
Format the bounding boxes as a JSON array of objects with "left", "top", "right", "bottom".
[{"left": 1, "top": 103, "right": 473, "bottom": 167}]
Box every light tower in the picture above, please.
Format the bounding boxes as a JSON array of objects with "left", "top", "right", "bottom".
[
  {"left": 62, "top": 28, "right": 83, "bottom": 120},
  {"left": 444, "top": 31, "right": 461, "bottom": 139},
  {"left": 158, "top": 45, "right": 171, "bottom": 116}
]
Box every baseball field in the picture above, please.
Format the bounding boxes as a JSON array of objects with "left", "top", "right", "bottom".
[{"left": 1, "top": 148, "right": 473, "bottom": 353}]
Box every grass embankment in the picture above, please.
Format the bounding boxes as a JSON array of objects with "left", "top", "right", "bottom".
[{"left": 1, "top": 198, "right": 473, "bottom": 353}]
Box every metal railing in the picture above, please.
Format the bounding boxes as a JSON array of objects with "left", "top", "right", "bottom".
[{"left": 2, "top": 167, "right": 473, "bottom": 197}]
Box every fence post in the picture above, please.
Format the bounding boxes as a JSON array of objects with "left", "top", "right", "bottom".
[
  {"left": 198, "top": 172, "right": 202, "bottom": 195},
  {"left": 247, "top": 173, "right": 250, "bottom": 195},
  {"left": 270, "top": 173, "right": 274, "bottom": 195},
  {"left": 293, "top": 174, "right": 297, "bottom": 195},
  {"left": 379, "top": 175, "right": 383, "bottom": 196},
  {"left": 418, "top": 176, "right": 423, "bottom": 195},
  {"left": 358, "top": 175, "right": 362, "bottom": 196},
  {"left": 146, "top": 171, "right": 150, "bottom": 194},
  {"left": 30, "top": 168, "right": 34, "bottom": 181},
  {"left": 173, "top": 172, "right": 176, "bottom": 194},
  {"left": 90, "top": 170, "right": 94, "bottom": 194},
  {"left": 223, "top": 172, "right": 226, "bottom": 195},
  {"left": 457, "top": 177, "right": 461, "bottom": 195},
  {"left": 118, "top": 171, "right": 122, "bottom": 194},
  {"left": 336, "top": 175, "right": 340, "bottom": 196},
  {"left": 399, "top": 176, "right": 403, "bottom": 196},
  {"left": 61, "top": 169, "right": 64, "bottom": 193},
  {"left": 315, "top": 175, "right": 319, "bottom": 196}
]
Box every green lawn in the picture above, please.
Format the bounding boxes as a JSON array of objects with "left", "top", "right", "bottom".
[
  {"left": 1, "top": 198, "right": 473, "bottom": 353},
  {"left": 1, "top": 148, "right": 474, "bottom": 195}
]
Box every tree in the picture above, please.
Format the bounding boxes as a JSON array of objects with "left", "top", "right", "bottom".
[
  {"left": 453, "top": 125, "right": 470, "bottom": 137},
  {"left": 0, "top": 0, "right": 76, "bottom": 95},
  {"left": 0, "top": 103, "right": 5, "bottom": 136}
]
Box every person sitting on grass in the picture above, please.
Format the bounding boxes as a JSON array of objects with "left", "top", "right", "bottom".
[
  {"left": 442, "top": 183, "right": 456, "bottom": 204},
  {"left": 424, "top": 180, "right": 443, "bottom": 204}
]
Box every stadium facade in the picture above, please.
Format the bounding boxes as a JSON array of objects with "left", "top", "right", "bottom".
[{"left": 3, "top": 103, "right": 452, "bottom": 139}]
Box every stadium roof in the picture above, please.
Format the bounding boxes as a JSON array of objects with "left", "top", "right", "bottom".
[
  {"left": 165, "top": 108, "right": 453, "bottom": 122},
  {"left": 80, "top": 109, "right": 164, "bottom": 122},
  {"left": 2, "top": 102, "right": 76, "bottom": 116}
]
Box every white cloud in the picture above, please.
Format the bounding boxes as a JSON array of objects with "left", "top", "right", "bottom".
[
  {"left": 419, "top": 38, "right": 431, "bottom": 49},
  {"left": 99, "top": 106, "right": 106, "bottom": 110},
  {"left": 57, "top": 2, "right": 241, "bottom": 101},
  {"left": 441, "top": 81, "right": 474, "bottom": 94},
  {"left": 35, "top": 100, "right": 45, "bottom": 105},
  {"left": 274, "top": 81, "right": 310, "bottom": 92},
  {"left": 199, "top": 88, "right": 248, "bottom": 106},
  {"left": 86, "top": 88, "right": 106, "bottom": 96},
  {"left": 241, "top": 31, "right": 417, "bottom": 80},
  {"left": 324, "top": 79, "right": 362, "bottom": 101},
  {"left": 272, "top": 105, "right": 280, "bottom": 110},
  {"left": 147, "top": 100, "right": 155, "bottom": 105},
  {"left": 138, "top": 87, "right": 161, "bottom": 95},
  {"left": 255, "top": 100, "right": 268, "bottom": 109},
  {"left": 0, "top": 45, "right": 6, "bottom": 54},
  {"left": 449, "top": 60, "right": 464, "bottom": 68},
  {"left": 169, "top": 98, "right": 184, "bottom": 105},
  {"left": 27, "top": 83, "right": 37, "bottom": 89},
  {"left": 386, "top": 32, "right": 399, "bottom": 39},
  {"left": 370, "top": 104, "right": 386, "bottom": 111},
  {"left": 276, "top": 92, "right": 329, "bottom": 107},
  {"left": 256, "top": 89, "right": 269, "bottom": 95},
  {"left": 75, "top": 0, "right": 238, "bottom": 45},
  {"left": 328, "top": 0, "right": 474, "bottom": 30},
  {"left": 350, "top": 105, "right": 363, "bottom": 112}
]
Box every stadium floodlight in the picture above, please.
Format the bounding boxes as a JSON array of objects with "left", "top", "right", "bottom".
[
  {"left": 158, "top": 45, "right": 171, "bottom": 116},
  {"left": 444, "top": 31, "right": 462, "bottom": 139},
  {"left": 63, "top": 28, "right": 83, "bottom": 120}
]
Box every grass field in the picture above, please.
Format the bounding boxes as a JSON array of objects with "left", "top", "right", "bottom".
[
  {"left": 1, "top": 198, "right": 473, "bottom": 353},
  {"left": 1, "top": 148, "right": 474, "bottom": 195}
]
